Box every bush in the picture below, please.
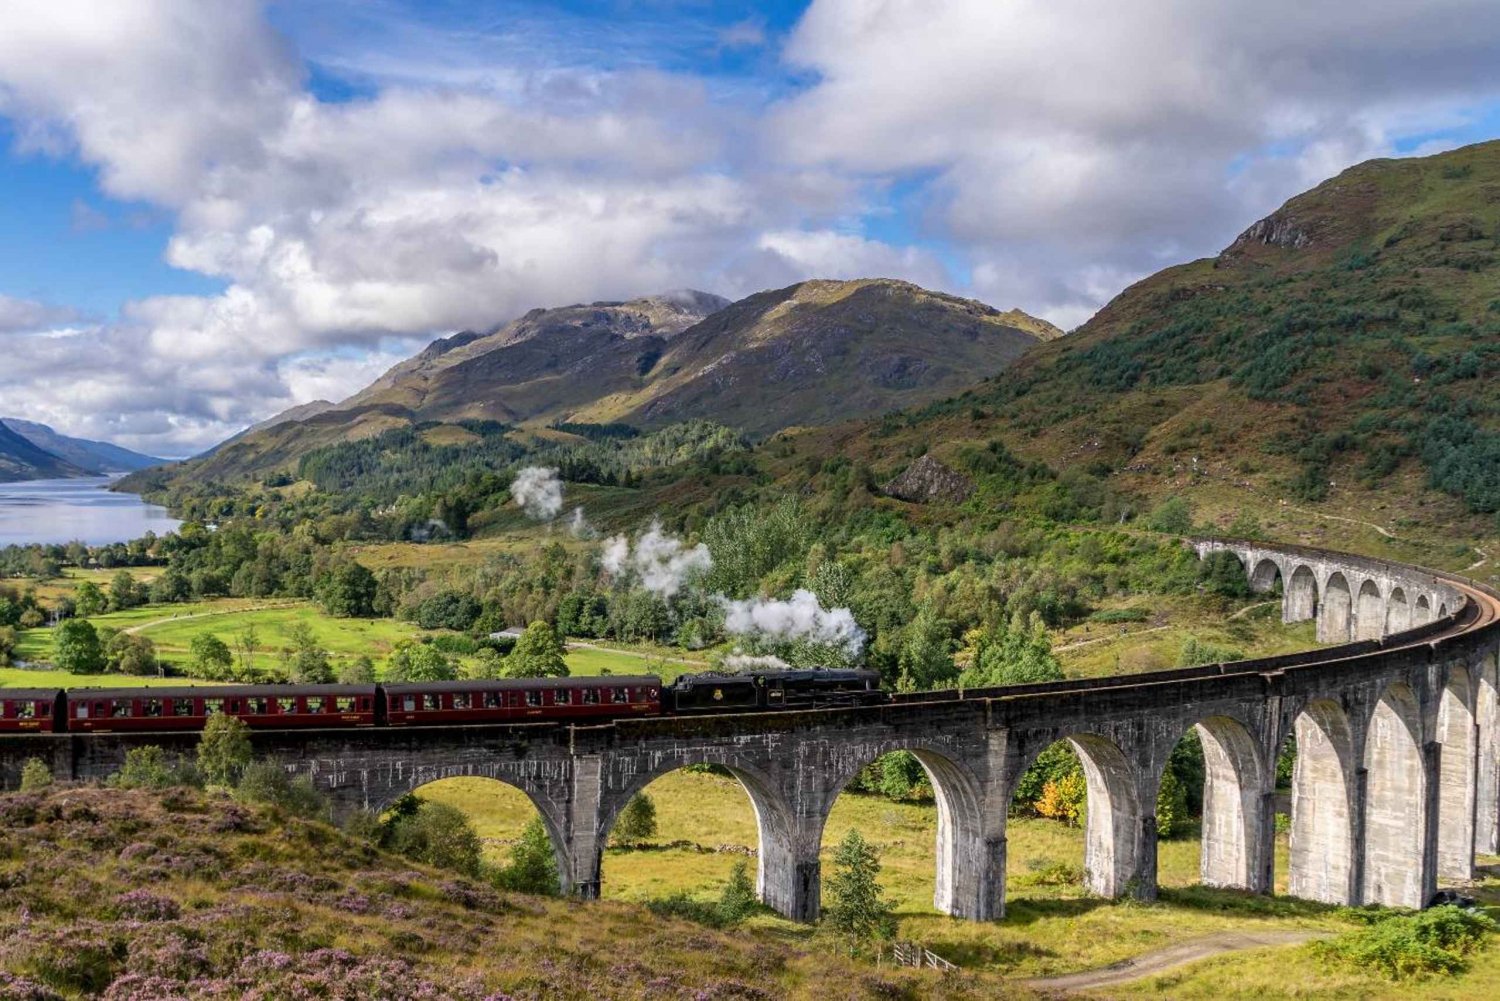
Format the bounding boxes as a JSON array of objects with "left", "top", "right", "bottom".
[
  {"left": 716, "top": 860, "right": 757, "bottom": 924},
  {"left": 108, "top": 746, "right": 191, "bottom": 789},
  {"left": 491, "top": 817, "right": 561, "bottom": 896},
  {"left": 612, "top": 792, "right": 658, "bottom": 844},
  {"left": 235, "top": 760, "right": 326, "bottom": 818},
  {"left": 197, "top": 713, "right": 252, "bottom": 786},
  {"left": 19, "top": 757, "right": 53, "bottom": 792},
  {"left": 1036, "top": 772, "right": 1086, "bottom": 827},
  {"left": 384, "top": 800, "right": 483, "bottom": 877},
  {"left": 1315, "top": 906, "right": 1496, "bottom": 980},
  {"left": 1146, "top": 496, "right": 1194, "bottom": 535}
]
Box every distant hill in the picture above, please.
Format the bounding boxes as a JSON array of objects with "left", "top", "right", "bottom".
[
  {"left": 128, "top": 280, "right": 1057, "bottom": 487},
  {"left": 832, "top": 140, "right": 1500, "bottom": 539},
  {"left": 0, "top": 420, "right": 86, "bottom": 482},
  {"left": 1, "top": 417, "right": 166, "bottom": 474}
]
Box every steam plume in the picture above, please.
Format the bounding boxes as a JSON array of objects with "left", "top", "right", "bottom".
[
  {"left": 722, "top": 589, "right": 866, "bottom": 659},
  {"left": 602, "top": 519, "right": 712, "bottom": 598},
  {"left": 510, "top": 466, "right": 564, "bottom": 520}
]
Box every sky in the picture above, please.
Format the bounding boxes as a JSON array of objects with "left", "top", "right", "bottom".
[{"left": 1, "top": 1, "right": 1499, "bottom": 457}]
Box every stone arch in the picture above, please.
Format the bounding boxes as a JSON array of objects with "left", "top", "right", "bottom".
[
  {"left": 1319, "top": 572, "right": 1353, "bottom": 643},
  {"left": 1362, "top": 683, "right": 1428, "bottom": 908},
  {"left": 1414, "top": 594, "right": 1433, "bottom": 624},
  {"left": 397, "top": 775, "right": 572, "bottom": 894},
  {"left": 1288, "top": 699, "right": 1357, "bottom": 904},
  {"left": 1178, "top": 715, "right": 1271, "bottom": 891},
  {"left": 600, "top": 758, "right": 801, "bottom": 917},
  {"left": 1354, "top": 579, "right": 1385, "bottom": 640},
  {"left": 1385, "top": 587, "right": 1411, "bottom": 634},
  {"left": 1009, "top": 732, "right": 1144, "bottom": 899},
  {"left": 1286, "top": 565, "right": 1319, "bottom": 623},
  {"left": 1436, "top": 664, "right": 1477, "bottom": 881},
  {"left": 816, "top": 744, "right": 993, "bottom": 920},
  {"left": 1251, "top": 558, "right": 1283, "bottom": 594}
]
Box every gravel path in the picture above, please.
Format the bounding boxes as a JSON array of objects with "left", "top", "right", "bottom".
[{"left": 1025, "top": 929, "right": 1329, "bottom": 995}]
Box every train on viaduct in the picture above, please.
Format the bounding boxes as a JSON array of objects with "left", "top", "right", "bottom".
[{"left": 3, "top": 538, "right": 1498, "bottom": 924}]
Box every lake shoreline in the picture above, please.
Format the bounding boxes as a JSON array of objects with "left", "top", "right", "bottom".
[{"left": 0, "top": 476, "right": 181, "bottom": 547}]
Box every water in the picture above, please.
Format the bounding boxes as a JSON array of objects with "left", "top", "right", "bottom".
[{"left": 0, "top": 477, "right": 181, "bottom": 547}]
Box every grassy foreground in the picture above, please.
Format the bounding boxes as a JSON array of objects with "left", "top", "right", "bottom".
[
  {"left": 418, "top": 771, "right": 1500, "bottom": 995},
  {"left": 0, "top": 786, "right": 1018, "bottom": 999}
]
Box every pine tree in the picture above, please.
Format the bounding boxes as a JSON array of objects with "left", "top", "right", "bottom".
[
  {"left": 198, "top": 713, "right": 252, "bottom": 786},
  {"left": 823, "top": 829, "right": 895, "bottom": 947},
  {"left": 716, "top": 860, "right": 757, "bottom": 924}
]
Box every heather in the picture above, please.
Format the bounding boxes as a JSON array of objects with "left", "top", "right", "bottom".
[{"left": 0, "top": 787, "right": 1007, "bottom": 999}]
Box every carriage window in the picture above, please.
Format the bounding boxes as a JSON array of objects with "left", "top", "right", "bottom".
[
  {"left": 111, "top": 700, "right": 133, "bottom": 718},
  {"left": 526, "top": 690, "right": 541, "bottom": 707},
  {"left": 76, "top": 703, "right": 90, "bottom": 719},
  {"left": 423, "top": 694, "right": 440, "bottom": 711},
  {"left": 306, "top": 696, "right": 326, "bottom": 713},
  {"left": 611, "top": 688, "right": 629, "bottom": 704},
  {"left": 144, "top": 699, "right": 163, "bottom": 718},
  {"left": 336, "top": 696, "right": 356, "bottom": 712},
  {"left": 451, "top": 693, "right": 470, "bottom": 710},
  {"left": 482, "top": 692, "right": 501, "bottom": 709},
  {"left": 246, "top": 697, "right": 268, "bottom": 715},
  {"left": 277, "top": 697, "right": 296, "bottom": 714},
  {"left": 16, "top": 701, "right": 36, "bottom": 719},
  {"left": 204, "top": 699, "right": 225, "bottom": 716},
  {"left": 173, "top": 699, "right": 194, "bottom": 717},
  {"left": 582, "top": 689, "right": 600, "bottom": 705},
  {"left": 37, "top": 702, "right": 50, "bottom": 717},
  {"left": 227, "top": 700, "right": 241, "bottom": 714},
  {"left": 554, "top": 688, "right": 571, "bottom": 705},
  {"left": 402, "top": 695, "right": 416, "bottom": 712}
]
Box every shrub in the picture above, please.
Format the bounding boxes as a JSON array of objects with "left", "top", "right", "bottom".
[
  {"left": 611, "top": 792, "right": 658, "bottom": 845},
  {"left": 1036, "top": 772, "right": 1086, "bottom": 827},
  {"left": 18, "top": 758, "right": 53, "bottom": 792},
  {"left": 1315, "top": 906, "right": 1496, "bottom": 980},
  {"left": 384, "top": 801, "right": 483, "bottom": 877},
  {"left": 197, "top": 714, "right": 252, "bottom": 786},
  {"left": 53, "top": 619, "right": 105, "bottom": 674},
  {"left": 107, "top": 746, "right": 188, "bottom": 790},
  {"left": 490, "top": 817, "right": 559, "bottom": 896},
  {"left": 716, "top": 860, "right": 757, "bottom": 924},
  {"left": 1146, "top": 496, "right": 1194, "bottom": 535},
  {"left": 235, "top": 760, "right": 326, "bottom": 818}
]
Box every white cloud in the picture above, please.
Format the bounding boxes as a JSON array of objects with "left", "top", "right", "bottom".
[{"left": 0, "top": 0, "right": 1498, "bottom": 451}]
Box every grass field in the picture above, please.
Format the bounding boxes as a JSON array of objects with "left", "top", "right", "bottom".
[{"left": 418, "top": 770, "right": 1500, "bottom": 992}]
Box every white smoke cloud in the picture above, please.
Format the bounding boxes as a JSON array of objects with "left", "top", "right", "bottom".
[
  {"left": 510, "top": 466, "right": 564, "bottom": 520},
  {"left": 567, "top": 506, "right": 594, "bottom": 538},
  {"left": 721, "top": 588, "right": 867, "bottom": 659},
  {"left": 719, "top": 653, "right": 791, "bottom": 673},
  {"left": 600, "top": 519, "right": 712, "bottom": 598}
]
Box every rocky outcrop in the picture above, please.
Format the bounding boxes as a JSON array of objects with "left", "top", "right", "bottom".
[{"left": 882, "top": 455, "right": 974, "bottom": 505}]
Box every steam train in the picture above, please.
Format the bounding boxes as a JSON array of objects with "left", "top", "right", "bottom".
[{"left": 0, "top": 668, "right": 885, "bottom": 735}]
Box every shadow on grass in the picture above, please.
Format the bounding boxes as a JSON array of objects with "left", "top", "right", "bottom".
[
  {"left": 1157, "top": 884, "right": 1345, "bottom": 920},
  {"left": 998, "top": 895, "right": 1115, "bottom": 926}
]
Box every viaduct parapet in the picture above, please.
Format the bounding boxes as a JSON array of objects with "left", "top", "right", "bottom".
[{"left": 3, "top": 539, "right": 1498, "bottom": 923}]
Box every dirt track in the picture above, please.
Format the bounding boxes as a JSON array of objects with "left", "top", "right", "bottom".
[{"left": 1025, "top": 929, "right": 1328, "bottom": 995}]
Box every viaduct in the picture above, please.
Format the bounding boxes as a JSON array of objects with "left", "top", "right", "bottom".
[{"left": 3, "top": 539, "right": 1499, "bottom": 923}]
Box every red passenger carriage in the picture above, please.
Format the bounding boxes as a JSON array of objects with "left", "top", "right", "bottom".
[
  {"left": 66, "top": 685, "right": 378, "bottom": 732},
  {"left": 382, "top": 676, "right": 661, "bottom": 726},
  {"left": 0, "top": 689, "right": 64, "bottom": 733}
]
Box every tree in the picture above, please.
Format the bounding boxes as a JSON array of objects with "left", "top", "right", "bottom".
[
  {"left": 823, "top": 829, "right": 895, "bottom": 945},
  {"left": 463, "top": 647, "right": 506, "bottom": 680},
  {"left": 337, "top": 654, "right": 376, "bottom": 684},
  {"left": 189, "top": 633, "right": 234, "bottom": 680},
  {"left": 235, "top": 624, "right": 260, "bottom": 679},
  {"left": 0, "top": 625, "right": 16, "bottom": 667},
  {"left": 19, "top": 757, "right": 52, "bottom": 792},
  {"left": 54, "top": 618, "right": 105, "bottom": 674},
  {"left": 109, "top": 745, "right": 181, "bottom": 789},
  {"left": 957, "top": 618, "right": 1063, "bottom": 689},
  {"left": 384, "top": 800, "right": 482, "bottom": 876},
  {"left": 109, "top": 570, "right": 141, "bottom": 611},
  {"left": 1036, "top": 771, "right": 1086, "bottom": 827},
  {"left": 283, "top": 622, "right": 332, "bottom": 683},
  {"left": 105, "top": 632, "right": 158, "bottom": 675},
  {"left": 75, "top": 581, "right": 106, "bottom": 617},
  {"left": 1156, "top": 767, "right": 1190, "bottom": 839},
  {"left": 316, "top": 561, "right": 379, "bottom": 617},
  {"left": 895, "top": 606, "right": 955, "bottom": 692},
  {"left": 716, "top": 860, "right": 757, "bottom": 925},
  {"left": 1147, "top": 496, "right": 1195, "bottom": 535},
  {"left": 505, "top": 621, "right": 567, "bottom": 679},
  {"left": 386, "top": 640, "right": 455, "bottom": 682},
  {"left": 493, "top": 817, "right": 560, "bottom": 895},
  {"left": 612, "top": 792, "right": 658, "bottom": 845},
  {"left": 198, "top": 713, "right": 252, "bottom": 786}
]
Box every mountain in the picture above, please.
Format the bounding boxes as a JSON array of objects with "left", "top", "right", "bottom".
[
  {"left": 0, "top": 420, "right": 87, "bottom": 482},
  {"left": 132, "top": 280, "right": 1057, "bottom": 487},
  {"left": 1, "top": 417, "right": 166, "bottom": 474},
  {"left": 838, "top": 140, "right": 1500, "bottom": 542}
]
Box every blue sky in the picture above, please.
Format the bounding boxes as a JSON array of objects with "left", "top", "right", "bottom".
[{"left": 1, "top": 0, "right": 1499, "bottom": 454}]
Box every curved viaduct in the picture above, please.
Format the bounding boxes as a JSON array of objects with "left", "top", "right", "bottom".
[{"left": 4, "top": 539, "right": 1498, "bottom": 923}]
